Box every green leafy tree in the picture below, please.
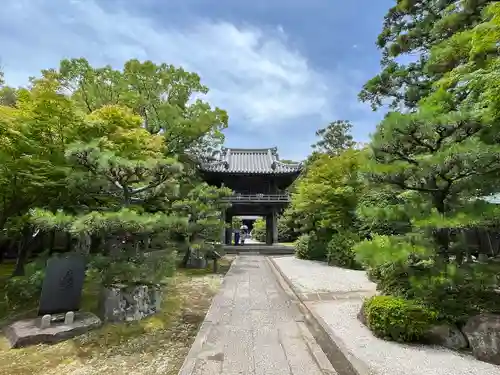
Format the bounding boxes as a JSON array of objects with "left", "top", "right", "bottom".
[
  {"left": 53, "top": 58, "right": 228, "bottom": 157},
  {"left": 28, "top": 103, "right": 189, "bottom": 283},
  {"left": 290, "top": 149, "right": 365, "bottom": 263},
  {"left": 172, "top": 183, "right": 232, "bottom": 267},
  {"left": 424, "top": 3, "right": 500, "bottom": 126},
  {"left": 354, "top": 2, "right": 500, "bottom": 330},
  {"left": 291, "top": 149, "right": 365, "bottom": 233},
  {"left": 0, "top": 57, "right": 231, "bottom": 279},
  {"left": 359, "top": 0, "right": 493, "bottom": 110},
  {"left": 367, "top": 107, "right": 500, "bottom": 255},
  {"left": 0, "top": 74, "right": 85, "bottom": 272},
  {"left": 311, "top": 120, "right": 356, "bottom": 156}
]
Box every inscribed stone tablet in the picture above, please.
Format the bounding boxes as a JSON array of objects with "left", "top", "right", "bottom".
[{"left": 38, "top": 253, "right": 86, "bottom": 315}]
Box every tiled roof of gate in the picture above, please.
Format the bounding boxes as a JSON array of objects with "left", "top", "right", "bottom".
[{"left": 199, "top": 147, "right": 303, "bottom": 174}]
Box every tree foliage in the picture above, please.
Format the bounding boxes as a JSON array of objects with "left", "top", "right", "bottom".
[
  {"left": 353, "top": 2, "right": 500, "bottom": 333},
  {"left": 0, "top": 58, "right": 231, "bottom": 282},
  {"left": 283, "top": 2, "right": 500, "bottom": 338},
  {"left": 359, "top": 0, "right": 494, "bottom": 111},
  {"left": 291, "top": 149, "right": 365, "bottom": 233},
  {"left": 311, "top": 120, "right": 356, "bottom": 156},
  {"left": 53, "top": 58, "right": 228, "bottom": 157},
  {"left": 251, "top": 215, "right": 298, "bottom": 243}
]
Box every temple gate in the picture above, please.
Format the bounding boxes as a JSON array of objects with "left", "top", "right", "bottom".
[{"left": 198, "top": 147, "right": 302, "bottom": 245}]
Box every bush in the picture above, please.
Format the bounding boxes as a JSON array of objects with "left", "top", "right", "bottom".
[
  {"left": 295, "top": 234, "right": 311, "bottom": 259},
  {"left": 409, "top": 262, "right": 500, "bottom": 325},
  {"left": 366, "top": 259, "right": 500, "bottom": 325},
  {"left": 251, "top": 217, "right": 299, "bottom": 243},
  {"left": 252, "top": 218, "right": 266, "bottom": 242},
  {"left": 295, "top": 232, "right": 328, "bottom": 261},
  {"left": 4, "top": 258, "right": 47, "bottom": 308},
  {"left": 353, "top": 234, "right": 432, "bottom": 269},
  {"left": 88, "top": 249, "right": 177, "bottom": 286},
  {"left": 326, "top": 231, "right": 362, "bottom": 269},
  {"left": 367, "top": 261, "right": 415, "bottom": 297},
  {"left": 363, "top": 295, "right": 438, "bottom": 342}
]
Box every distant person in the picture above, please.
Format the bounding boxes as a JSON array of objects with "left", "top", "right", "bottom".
[
  {"left": 234, "top": 226, "right": 241, "bottom": 245},
  {"left": 240, "top": 224, "right": 248, "bottom": 244}
]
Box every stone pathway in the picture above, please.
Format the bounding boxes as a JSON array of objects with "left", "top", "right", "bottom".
[
  {"left": 177, "top": 256, "right": 333, "bottom": 375},
  {"left": 272, "top": 256, "right": 500, "bottom": 375}
]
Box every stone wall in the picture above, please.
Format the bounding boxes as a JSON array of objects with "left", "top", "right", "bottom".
[{"left": 98, "top": 284, "right": 163, "bottom": 322}]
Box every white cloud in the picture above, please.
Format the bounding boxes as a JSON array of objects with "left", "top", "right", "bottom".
[{"left": 0, "top": 0, "right": 333, "bottom": 129}]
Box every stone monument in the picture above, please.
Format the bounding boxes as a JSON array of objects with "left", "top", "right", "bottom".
[
  {"left": 3, "top": 253, "right": 102, "bottom": 348},
  {"left": 38, "top": 253, "right": 86, "bottom": 315}
]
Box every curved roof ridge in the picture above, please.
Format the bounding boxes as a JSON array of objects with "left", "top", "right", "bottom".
[
  {"left": 226, "top": 147, "right": 276, "bottom": 152},
  {"left": 198, "top": 146, "right": 302, "bottom": 174},
  {"left": 274, "top": 159, "right": 303, "bottom": 167}
]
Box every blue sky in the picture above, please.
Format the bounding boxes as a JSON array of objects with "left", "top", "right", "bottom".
[{"left": 0, "top": 0, "right": 394, "bottom": 161}]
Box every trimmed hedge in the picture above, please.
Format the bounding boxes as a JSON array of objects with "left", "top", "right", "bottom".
[{"left": 362, "top": 295, "right": 438, "bottom": 342}]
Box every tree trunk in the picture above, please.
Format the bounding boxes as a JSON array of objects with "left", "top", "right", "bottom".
[
  {"left": 48, "top": 230, "right": 56, "bottom": 255},
  {"left": 0, "top": 237, "right": 9, "bottom": 264},
  {"left": 65, "top": 233, "right": 72, "bottom": 252},
  {"left": 90, "top": 235, "right": 102, "bottom": 254},
  {"left": 432, "top": 193, "right": 450, "bottom": 260},
  {"left": 181, "top": 247, "right": 192, "bottom": 268},
  {"left": 11, "top": 229, "right": 31, "bottom": 276}
]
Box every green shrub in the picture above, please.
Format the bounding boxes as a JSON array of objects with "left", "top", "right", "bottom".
[
  {"left": 368, "top": 261, "right": 416, "bottom": 298},
  {"left": 326, "top": 231, "right": 362, "bottom": 269},
  {"left": 295, "top": 232, "right": 328, "bottom": 261},
  {"left": 252, "top": 217, "right": 299, "bottom": 243},
  {"left": 4, "top": 258, "right": 47, "bottom": 309},
  {"left": 409, "top": 262, "right": 500, "bottom": 325},
  {"left": 367, "top": 260, "right": 500, "bottom": 325},
  {"left": 353, "top": 234, "right": 432, "bottom": 269},
  {"left": 88, "top": 249, "right": 177, "bottom": 286},
  {"left": 277, "top": 217, "right": 299, "bottom": 243},
  {"left": 252, "top": 218, "right": 266, "bottom": 242},
  {"left": 363, "top": 295, "right": 438, "bottom": 342},
  {"left": 295, "top": 234, "right": 311, "bottom": 259}
]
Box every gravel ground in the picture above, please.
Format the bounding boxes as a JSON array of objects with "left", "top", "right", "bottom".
[
  {"left": 273, "top": 256, "right": 500, "bottom": 375},
  {"left": 272, "top": 256, "right": 376, "bottom": 294},
  {"left": 312, "top": 301, "right": 500, "bottom": 375}
]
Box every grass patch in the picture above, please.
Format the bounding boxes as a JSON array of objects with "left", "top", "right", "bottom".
[
  {"left": 0, "top": 262, "right": 14, "bottom": 279},
  {"left": 279, "top": 242, "right": 295, "bottom": 247},
  {"left": 0, "top": 256, "right": 234, "bottom": 375}
]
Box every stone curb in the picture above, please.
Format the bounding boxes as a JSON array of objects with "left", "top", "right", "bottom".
[
  {"left": 267, "top": 256, "right": 363, "bottom": 375},
  {"left": 177, "top": 261, "right": 237, "bottom": 375},
  {"left": 264, "top": 257, "right": 338, "bottom": 375}
]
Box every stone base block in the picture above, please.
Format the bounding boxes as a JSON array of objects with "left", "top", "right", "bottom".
[
  {"left": 3, "top": 311, "right": 101, "bottom": 348},
  {"left": 186, "top": 257, "right": 207, "bottom": 269},
  {"left": 99, "top": 284, "right": 163, "bottom": 323}
]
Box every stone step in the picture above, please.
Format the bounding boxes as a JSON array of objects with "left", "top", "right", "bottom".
[{"left": 223, "top": 245, "right": 294, "bottom": 255}]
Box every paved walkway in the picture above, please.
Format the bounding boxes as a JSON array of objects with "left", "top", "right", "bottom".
[
  {"left": 272, "top": 256, "right": 500, "bottom": 375},
  {"left": 178, "top": 256, "right": 333, "bottom": 375}
]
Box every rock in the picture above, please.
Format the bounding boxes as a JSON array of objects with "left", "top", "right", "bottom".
[
  {"left": 462, "top": 313, "right": 500, "bottom": 364},
  {"left": 99, "top": 284, "right": 163, "bottom": 323},
  {"left": 3, "top": 311, "right": 101, "bottom": 348},
  {"left": 423, "top": 324, "right": 468, "bottom": 350},
  {"left": 187, "top": 257, "right": 207, "bottom": 269},
  {"left": 477, "top": 254, "right": 489, "bottom": 263},
  {"left": 40, "top": 314, "right": 51, "bottom": 329},
  {"left": 64, "top": 311, "right": 75, "bottom": 325}
]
